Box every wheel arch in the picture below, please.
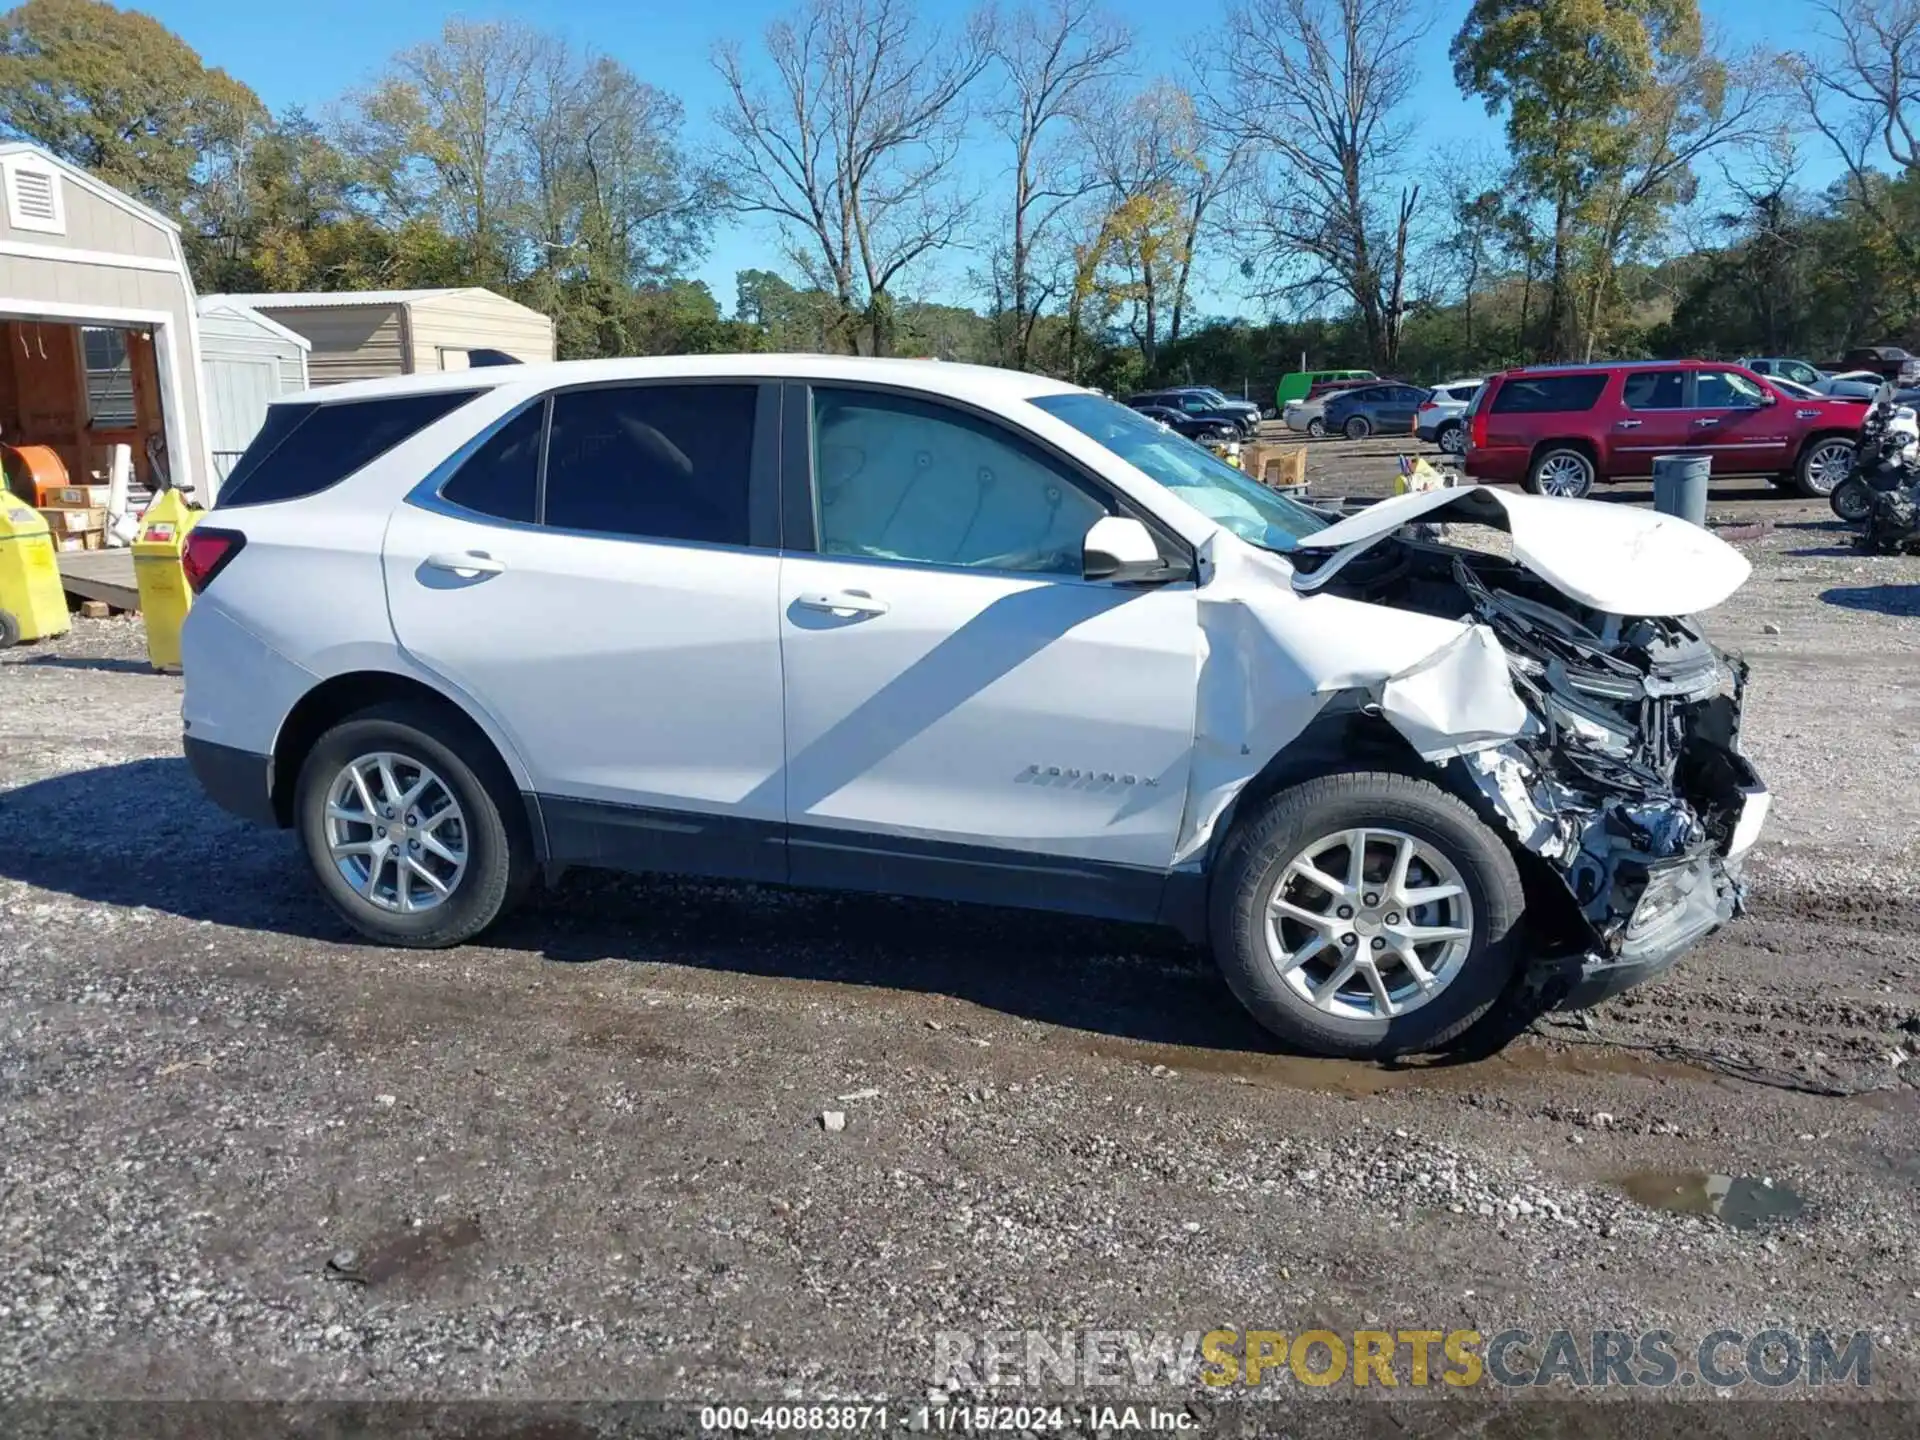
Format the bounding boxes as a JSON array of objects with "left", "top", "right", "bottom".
[
  {"left": 1528, "top": 436, "right": 1598, "bottom": 470},
  {"left": 1174, "top": 696, "right": 1590, "bottom": 955},
  {"left": 1794, "top": 427, "right": 1859, "bottom": 464},
  {"left": 268, "top": 668, "right": 543, "bottom": 854}
]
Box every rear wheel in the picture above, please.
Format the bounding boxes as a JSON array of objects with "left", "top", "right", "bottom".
[
  {"left": 1306, "top": 417, "right": 1327, "bottom": 439},
  {"left": 1795, "top": 437, "right": 1856, "bottom": 498},
  {"left": 1524, "top": 446, "right": 1596, "bottom": 498},
  {"left": 1210, "top": 771, "right": 1525, "bottom": 1059},
  {"left": 1829, "top": 475, "right": 1875, "bottom": 524},
  {"left": 296, "top": 702, "right": 529, "bottom": 947},
  {"left": 1436, "top": 421, "right": 1465, "bottom": 455},
  {"left": 1343, "top": 415, "right": 1372, "bottom": 440}
]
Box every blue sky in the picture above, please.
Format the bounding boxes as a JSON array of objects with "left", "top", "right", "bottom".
[{"left": 152, "top": 0, "right": 1833, "bottom": 318}]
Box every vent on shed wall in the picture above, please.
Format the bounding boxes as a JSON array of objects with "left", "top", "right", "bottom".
[{"left": 3, "top": 158, "right": 66, "bottom": 234}]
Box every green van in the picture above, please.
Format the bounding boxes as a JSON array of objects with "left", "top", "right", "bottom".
[{"left": 1275, "top": 369, "right": 1376, "bottom": 408}]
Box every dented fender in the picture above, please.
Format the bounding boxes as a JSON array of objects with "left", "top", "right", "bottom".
[{"left": 1174, "top": 540, "right": 1532, "bottom": 864}]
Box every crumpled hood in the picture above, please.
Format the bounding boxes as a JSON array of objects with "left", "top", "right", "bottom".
[{"left": 1291, "top": 486, "right": 1751, "bottom": 617}]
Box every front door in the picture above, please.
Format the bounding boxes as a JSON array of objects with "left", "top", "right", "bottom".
[
  {"left": 1690, "top": 368, "right": 1794, "bottom": 474},
  {"left": 776, "top": 383, "right": 1199, "bottom": 921},
  {"left": 383, "top": 381, "right": 788, "bottom": 880}
]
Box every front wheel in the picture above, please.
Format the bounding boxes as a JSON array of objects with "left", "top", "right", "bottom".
[
  {"left": 1524, "top": 446, "right": 1596, "bottom": 498},
  {"left": 1306, "top": 417, "right": 1326, "bottom": 438},
  {"left": 295, "top": 702, "right": 529, "bottom": 947},
  {"left": 1829, "top": 475, "right": 1875, "bottom": 524},
  {"left": 1344, "top": 415, "right": 1372, "bottom": 440},
  {"left": 1796, "top": 437, "right": 1856, "bottom": 498},
  {"left": 1210, "top": 771, "right": 1525, "bottom": 1059}
]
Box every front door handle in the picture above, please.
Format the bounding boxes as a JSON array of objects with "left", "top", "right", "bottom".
[
  {"left": 1693, "top": 417, "right": 1719, "bottom": 428},
  {"left": 424, "top": 550, "right": 507, "bottom": 577},
  {"left": 1616, "top": 419, "right": 1643, "bottom": 429},
  {"left": 796, "top": 589, "right": 890, "bottom": 617}
]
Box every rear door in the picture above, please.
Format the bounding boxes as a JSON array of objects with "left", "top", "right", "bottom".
[
  {"left": 383, "top": 381, "right": 789, "bottom": 880},
  {"left": 1690, "top": 368, "right": 1793, "bottom": 473},
  {"left": 1610, "top": 369, "right": 1692, "bottom": 474},
  {"left": 774, "top": 382, "right": 1199, "bottom": 918}
]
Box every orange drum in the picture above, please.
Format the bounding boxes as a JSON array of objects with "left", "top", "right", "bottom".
[{"left": 0, "top": 444, "right": 71, "bottom": 506}]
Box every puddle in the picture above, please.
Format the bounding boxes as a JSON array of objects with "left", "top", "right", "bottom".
[
  {"left": 1616, "top": 1171, "right": 1804, "bottom": 1230},
  {"left": 325, "top": 1214, "right": 484, "bottom": 1287}
]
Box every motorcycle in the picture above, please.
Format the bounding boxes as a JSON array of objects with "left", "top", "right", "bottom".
[{"left": 1829, "top": 383, "right": 1920, "bottom": 524}]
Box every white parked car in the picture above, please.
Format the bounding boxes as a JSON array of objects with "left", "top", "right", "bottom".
[
  {"left": 1414, "top": 379, "right": 1483, "bottom": 453},
  {"left": 181, "top": 356, "right": 1769, "bottom": 1059}
]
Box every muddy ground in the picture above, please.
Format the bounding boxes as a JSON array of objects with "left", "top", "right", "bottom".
[{"left": 1, "top": 435, "right": 1917, "bottom": 1429}]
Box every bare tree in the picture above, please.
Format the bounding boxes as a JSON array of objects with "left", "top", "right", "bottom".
[
  {"left": 985, "top": 0, "right": 1131, "bottom": 370},
  {"left": 1797, "top": 0, "right": 1920, "bottom": 265},
  {"left": 712, "top": 0, "right": 992, "bottom": 356},
  {"left": 1208, "top": 0, "right": 1430, "bottom": 369}
]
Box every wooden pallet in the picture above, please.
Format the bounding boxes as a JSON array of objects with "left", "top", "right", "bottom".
[{"left": 55, "top": 549, "right": 139, "bottom": 613}]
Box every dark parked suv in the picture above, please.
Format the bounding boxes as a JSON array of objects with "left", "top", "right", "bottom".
[
  {"left": 1323, "top": 382, "right": 1432, "bottom": 440},
  {"left": 1126, "top": 388, "right": 1258, "bottom": 436},
  {"left": 1464, "top": 361, "right": 1864, "bottom": 498}
]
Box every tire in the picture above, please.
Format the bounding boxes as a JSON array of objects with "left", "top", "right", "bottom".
[
  {"left": 1260, "top": 406, "right": 1278, "bottom": 421},
  {"left": 1795, "top": 436, "right": 1856, "bottom": 498},
  {"left": 1523, "top": 445, "right": 1596, "bottom": 498},
  {"left": 1210, "top": 770, "right": 1525, "bottom": 1059},
  {"left": 1829, "top": 475, "right": 1875, "bottom": 524},
  {"left": 1306, "top": 417, "right": 1326, "bottom": 439},
  {"left": 0, "top": 610, "right": 19, "bottom": 649},
  {"left": 1343, "top": 415, "right": 1372, "bottom": 441},
  {"left": 1436, "top": 421, "right": 1465, "bottom": 455},
  {"left": 295, "top": 701, "right": 530, "bottom": 947}
]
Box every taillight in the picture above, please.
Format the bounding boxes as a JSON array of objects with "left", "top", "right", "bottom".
[
  {"left": 1470, "top": 391, "right": 1491, "bottom": 450},
  {"left": 182, "top": 527, "right": 245, "bottom": 593}
]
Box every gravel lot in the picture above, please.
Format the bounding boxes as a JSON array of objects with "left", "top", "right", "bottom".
[{"left": 3, "top": 437, "right": 1918, "bottom": 1424}]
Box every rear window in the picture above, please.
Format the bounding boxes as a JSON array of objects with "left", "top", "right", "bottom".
[
  {"left": 1488, "top": 374, "right": 1608, "bottom": 415},
  {"left": 218, "top": 390, "right": 478, "bottom": 507}
]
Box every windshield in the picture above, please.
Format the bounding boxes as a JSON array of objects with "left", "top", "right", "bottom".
[{"left": 1030, "top": 392, "right": 1329, "bottom": 552}]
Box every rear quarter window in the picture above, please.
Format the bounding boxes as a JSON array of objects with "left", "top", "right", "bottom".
[
  {"left": 218, "top": 390, "right": 479, "bottom": 507},
  {"left": 1488, "top": 374, "right": 1608, "bottom": 415}
]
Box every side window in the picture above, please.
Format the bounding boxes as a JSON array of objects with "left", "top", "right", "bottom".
[
  {"left": 1623, "top": 371, "right": 1685, "bottom": 409},
  {"left": 1696, "top": 370, "right": 1765, "bottom": 409},
  {"left": 439, "top": 403, "right": 542, "bottom": 523},
  {"left": 1180, "top": 395, "right": 1207, "bottom": 412},
  {"left": 543, "top": 383, "right": 754, "bottom": 544},
  {"left": 1787, "top": 362, "right": 1819, "bottom": 386},
  {"left": 810, "top": 387, "right": 1111, "bottom": 575},
  {"left": 220, "top": 390, "right": 478, "bottom": 508},
  {"left": 1489, "top": 374, "right": 1608, "bottom": 415}
]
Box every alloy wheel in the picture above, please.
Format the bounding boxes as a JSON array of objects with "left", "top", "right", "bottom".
[
  {"left": 325, "top": 752, "right": 469, "bottom": 913},
  {"left": 1803, "top": 440, "right": 1855, "bottom": 496},
  {"left": 1264, "top": 828, "right": 1475, "bottom": 1022},
  {"left": 1535, "top": 452, "right": 1593, "bottom": 497},
  {"left": 1438, "top": 424, "right": 1465, "bottom": 454}
]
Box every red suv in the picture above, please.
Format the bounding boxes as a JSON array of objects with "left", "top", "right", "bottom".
[{"left": 1463, "top": 360, "right": 1863, "bottom": 499}]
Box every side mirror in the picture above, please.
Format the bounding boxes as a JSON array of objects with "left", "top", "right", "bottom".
[{"left": 1083, "top": 515, "right": 1166, "bottom": 583}]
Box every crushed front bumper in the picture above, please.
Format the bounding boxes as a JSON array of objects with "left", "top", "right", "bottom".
[{"left": 1556, "top": 851, "right": 1745, "bottom": 1009}]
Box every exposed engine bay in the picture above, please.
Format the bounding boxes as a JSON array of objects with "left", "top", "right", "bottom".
[{"left": 1293, "top": 527, "right": 1768, "bottom": 1003}]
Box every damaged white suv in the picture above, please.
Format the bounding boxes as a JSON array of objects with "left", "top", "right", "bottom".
[{"left": 181, "top": 357, "right": 1769, "bottom": 1059}]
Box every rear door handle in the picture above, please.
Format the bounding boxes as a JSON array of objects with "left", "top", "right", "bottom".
[
  {"left": 424, "top": 551, "right": 507, "bottom": 577},
  {"left": 1616, "top": 420, "right": 1643, "bottom": 429},
  {"left": 796, "top": 589, "right": 889, "bottom": 617}
]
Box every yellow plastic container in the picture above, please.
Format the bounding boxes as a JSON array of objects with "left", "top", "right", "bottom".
[
  {"left": 0, "top": 497, "right": 72, "bottom": 646},
  {"left": 132, "top": 489, "right": 202, "bottom": 671}
]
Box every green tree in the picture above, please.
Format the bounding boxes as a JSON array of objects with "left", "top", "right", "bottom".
[
  {"left": 1452, "top": 0, "right": 1770, "bottom": 359},
  {"left": 0, "top": 0, "right": 264, "bottom": 212}
]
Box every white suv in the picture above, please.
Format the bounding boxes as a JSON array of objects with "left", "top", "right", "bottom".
[{"left": 181, "top": 356, "right": 1769, "bottom": 1059}]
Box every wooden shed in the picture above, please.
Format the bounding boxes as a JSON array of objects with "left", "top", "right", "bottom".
[
  {"left": 0, "top": 142, "right": 214, "bottom": 504},
  {"left": 197, "top": 299, "right": 310, "bottom": 482},
  {"left": 205, "top": 288, "right": 555, "bottom": 385}
]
